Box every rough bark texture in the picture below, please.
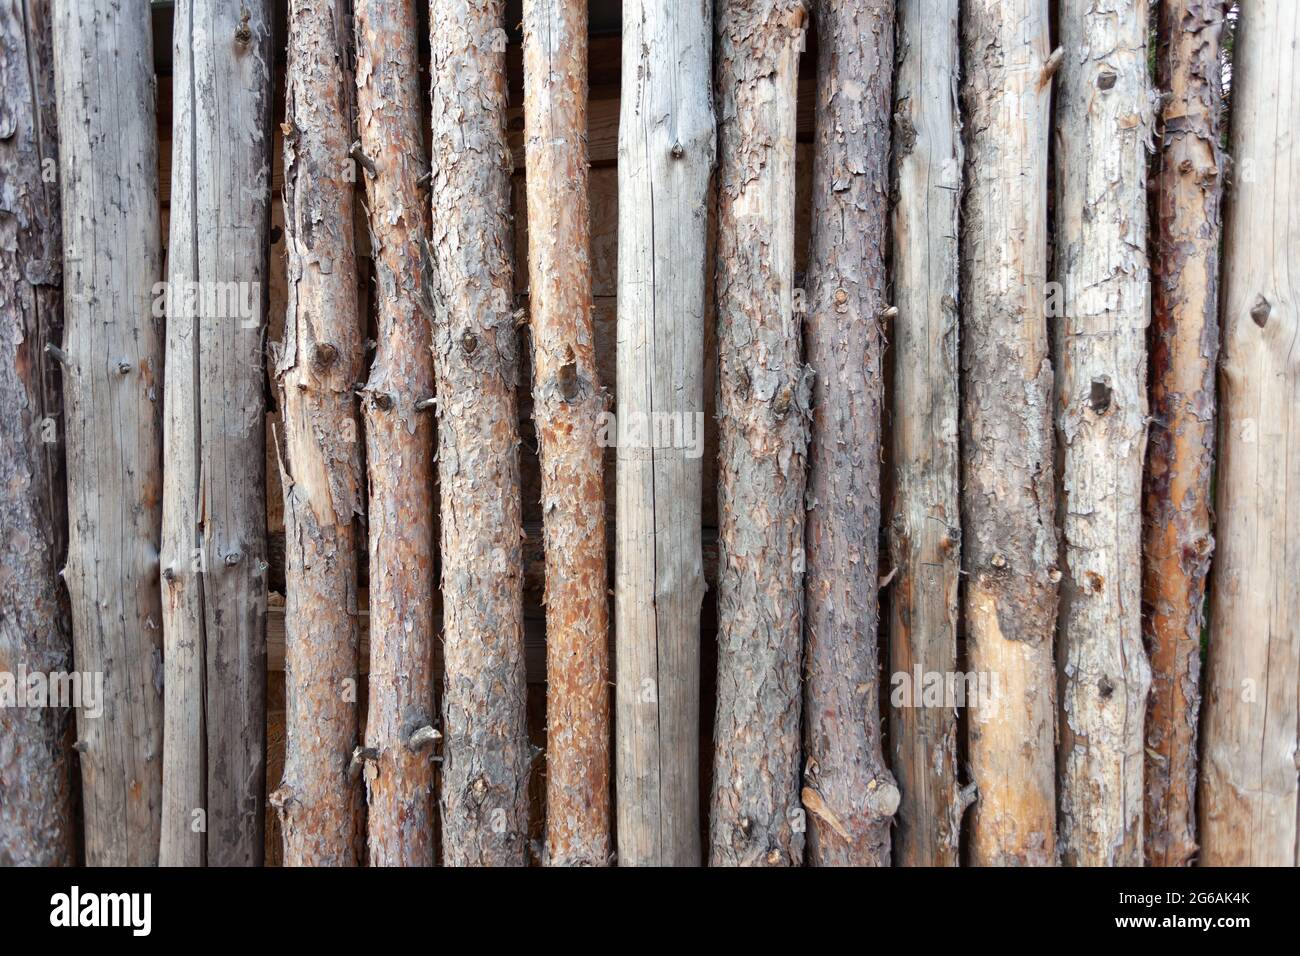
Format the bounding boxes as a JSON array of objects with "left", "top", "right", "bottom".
[
  {"left": 960, "top": 0, "right": 1059, "bottom": 868},
  {"left": 51, "top": 0, "right": 164, "bottom": 867},
  {"left": 1053, "top": 0, "right": 1153, "bottom": 867},
  {"left": 270, "top": 0, "right": 363, "bottom": 867},
  {"left": 1200, "top": 0, "right": 1300, "bottom": 867},
  {"left": 801, "top": 0, "right": 899, "bottom": 867},
  {"left": 160, "top": 0, "right": 272, "bottom": 868},
  {"left": 429, "top": 0, "right": 530, "bottom": 867},
  {"left": 887, "top": 0, "right": 965, "bottom": 867},
  {"left": 615, "top": 0, "right": 713, "bottom": 867},
  {"left": 522, "top": 0, "right": 611, "bottom": 867},
  {"left": 0, "top": 0, "right": 76, "bottom": 867},
  {"left": 1143, "top": 0, "right": 1224, "bottom": 869},
  {"left": 355, "top": 0, "right": 436, "bottom": 868},
  {"left": 710, "top": 0, "right": 809, "bottom": 869}
]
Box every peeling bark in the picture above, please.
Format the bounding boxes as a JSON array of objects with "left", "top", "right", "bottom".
[
  {"left": 271, "top": 0, "right": 364, "bottom": 867},
  {"left": 1200, "top": 0, "right": 1300, "bottom": 867},
  {"left": 711, "top": 0, "right": 809, "bottom": 869},
  {"left": 355, "top": 0, "right": 436, "bottom": 868},
  {"left": 1143, "top": 0, "right": 1225, "bottom": 869},
  {"left": 1054, "top": 0, "right": 1153, "bottom": 867},
  {"left": 0, "top": 0, "right": 75, "bottom": 867},
  {"left": 802, "top": 0, "right": 899, "bottom": 867},
  {"left": 888, "top": 0, "right": 965, "bottom": 867},
  {"left": 522, "top": 0, "right": 611, "bottom": 867},
  {"left": 960, "top": 0, "right": 1060, "bottom": 868},
  {"left": 429, "top": 0, "right": 530, "bottom": 867}
]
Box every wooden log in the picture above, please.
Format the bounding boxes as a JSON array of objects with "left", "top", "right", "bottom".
[
  {"left": 429, "top": 0, "right": 531, "bottom": 867},
  {"left": 522, "top": 0, "right": 612, "bottom": 867},
  {"left": 52, "top": 0, "right": 164, "bottom": 867},
  {"left": 615, "top": 0, "right": 713, "bottom": 867},
  {"left": 1200, "top": 0, "right": 1300, "bottom": 867},
  {"left": 0, "top": 0, "right": 76, "bottom": 867},
  {"left": 887, "top": 0, "right": 966, "bottom": 867},
  {"left": 270, "top": 0, "right": 364, "bottom": 867},
  {"left": 355, "top": 0, "right": 437, "bottom": 868},
  {"left": 801, "top": 0, "right": 899, "bottom": 867},
  {"left": 159, "top": 0, "right": 272, "bottom": 868},
  {"left": 1143, "top": 0, "right": 1225, "bottom": 869},
  {"left": 1054, "top": 0, "right": 1153, "bottom": 867}
]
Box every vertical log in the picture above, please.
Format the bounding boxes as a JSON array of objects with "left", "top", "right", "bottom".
[
  {"left": 1054, "top": 0, "right": 1153, "bottom": 867},
  {"left": 160, "top": 0, "right": 272, "bottom": 868},
  {"left": 354, "top": 0, "right": 436, "bottom": 868},
  {"left": 51, "top": 0, "right": 163, "bottom": 867},
  {"left": 615, "top": 0, "right": 713, "bottom": 867},
  {"left": 522, "top": 0, "right": 611, "bottom": 866},
  {"left": 1200, "top": 0, "right": 1300, "bottom": 867},
  {"left": 1144, "top": 0, "right": 1225, "bottom": 869},
  {"left": 960, "top": 0, "right": 1059, "bottom": 867},
  {"left": 0, "top": 0, "right": 76, "bottom": 867},
  {"left": 801, "top": 0, "right": 899, "bottom": 867},
  {"left": 887, "top": 0, "right": 966, "bottom": 867},
  {"left": 270, "top": 0, "right": 364, "bottom": 867},
  {"left": 429, "top": 0, "right": 530, "bottom": 867},
  {"left": 711, "top": 0, "right": 809, "bottom": 869}
]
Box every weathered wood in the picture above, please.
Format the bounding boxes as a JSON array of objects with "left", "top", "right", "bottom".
[
  {"left": 355, "top": 0, "right": 436, "bottom": 868},
  {"left": 710, "top": 0, "right": 809, "bottom": 869},
  {"left": 960, "top": 0, "right": 1059, "bottom": 868},
  {"left": 429, "top": 0, "right": 530, "bottom": 867},
  {"left": 522, "top": 0, "right": 611, "bottom": 867},
  {"left": 1200, "top": 0, "right": 1300, "bottom": 867},
  {"left": 52, "top": 0, "right": 164, "bottom": 867},
  {"left": 801, "top": 0, "right": 899, "bottom": 867},
  {"left": 1144, "top": 0, "right": 1225, "bottom": 869},
  {"left": 615, "top": 0, "right": 713, "bottom": 867},
  {"left": 159, "top": 0, "right": 272, "bottom": 868},
  {"left": 270, "top": 0, "right": 364, "bottom": 867},
  {"left": 887, "top": 0, "right": 965, "bottom": 867},
  {"left": 0, "top": 0, "right": 76, "bottom": 867},
  {"left": 1054, "top": 0, "right": 1153, "bottom": 867}
]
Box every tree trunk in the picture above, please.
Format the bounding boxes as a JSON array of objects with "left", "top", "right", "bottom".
[
  {"left": 1053, "top": 0, "right": 1153, "bottom": 867},
  {"left": 960, "top": 0, "right": 1059, "bottom": 868},
  {"left": 522, "top": 0, "right": 611, "bottom": 867},
  {"left": 801, "top": 0, "right": 899, "bottom": 867},
  {"left": 429, "top": 0, "right": 530, "bottom": 867},
  {"left": 615, "top": 0, "right": 713, "bottom": 867},
  {"left": 355, "top": 0, "right": 436, "bottom": 868},
  {"left": 270, "top": 0, "right": 363, "bottom": 867},
  {"left": 1143, "top": 0, "right": 1225, "bottom": 869},
  {"left": 160, "top": 0, "right": 272, "bottom": 868},
  {"left": 710, "top": 0, "right": 809, "bottom": 869},
  {"left": 51, "top": 0, "right": 164, "bottom": 867},
  {"left": 0, "top": 0, "right": 76, "bottom": 867},
  {"left": 887, "top": 0, "right": 966, "bottom": 867},
  {"left": 1200, "top": 0, "right": 1300, "bottom": 867}
]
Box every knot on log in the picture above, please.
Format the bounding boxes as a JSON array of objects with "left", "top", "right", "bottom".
[{"left": 407, "top": 725, "right": 441, "bottom": 751}]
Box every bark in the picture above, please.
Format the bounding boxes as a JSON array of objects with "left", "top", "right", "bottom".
[
  {"left": 270, "top": 0, "right": 364, "bottom": 867},
  {"left": 1200, "top": 0, "right": 1300, "bottom": 867},
  {"left": 429, "top": 0, "right": 530, "bottom": 867},
  {"left": 801, "top": 0, "right": 899, "bottom": 867},
  {"left": 615, "top": 0, "right": 713, "bottom": 867},
  {"left": 1143, "top": 0, "right": 1225, "bottom": 869},
  {"left": 355, "top": 0, "right": 436, "bottom": 868},
  {"left": 887, "top": 0, "right": 965, "bottom": 867},
  {"left": 522, "top": 0, "right": 611, "bottom": 867},
  {"left": 0, "top": 0, "right": 75, "bottom": 867},
  {"left": 710, "top": 0, "right": 809, "bottom": 869},
  {"left": 960, "top": 0, "right": 1059, "bottom": 868},
  {"left": 51, "top": 0, "right": 164, "bottom": 867},
  {"left": 1054, "top": 0, "right": 1153, "bottom": 867},
  {"left": 160, "top": 0, "right": 272, "bottom": 868}
]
